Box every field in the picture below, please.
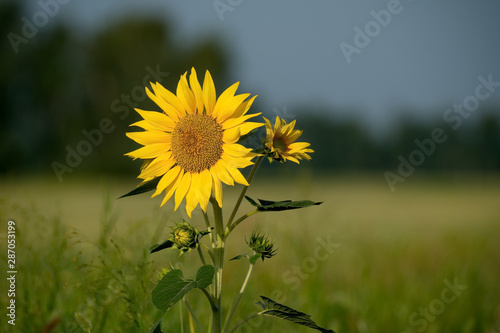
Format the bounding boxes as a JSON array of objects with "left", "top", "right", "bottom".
[{"left": 1, "top": 173, "right": 500, "bottom": 333}]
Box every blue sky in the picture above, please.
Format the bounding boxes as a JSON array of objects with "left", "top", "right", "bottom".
[{"left": 25, "top": 0, "right": 500, "bottom": 133}]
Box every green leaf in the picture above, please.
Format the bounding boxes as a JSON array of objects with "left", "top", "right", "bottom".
[
  {"left": 257, "top": 296, "right": 334, "bottom": 333},
  {"left": 245, "top": 196, "right": 322, "bottom": 212},
  {"left": 148, "top": 319, "right": 163, "bottom": 333},
  {"left": 230, "top": 253, "right": 248, "bottom": 261},
  {"left": 119, "top": 177, "right": 160, "bottom": 199},
  {"left": 152, "top": 265, "right": 215, "bottom": 312},
  {"left": 245, "top": 196, "right": 259, "bottom": 207},
  {"left": 150, "top": 240, "right": 174, "bottom": 254},
  {"left": 195, "top": 265, "right": 215, "bottom": 289}
]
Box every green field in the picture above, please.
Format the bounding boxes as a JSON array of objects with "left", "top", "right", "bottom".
[{"left": 1, "top": 173, "right": 500, "bottom": 332}]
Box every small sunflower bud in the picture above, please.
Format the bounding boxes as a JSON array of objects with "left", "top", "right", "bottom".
[
  {"left": 247, "top": 230, "right": 277, "bottom": 261},
  {"left": 169, "top": 221, "right": 199, "bottom": 254}
]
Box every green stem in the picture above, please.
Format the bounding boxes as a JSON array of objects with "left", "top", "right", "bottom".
[
  {"left": 180, "top": 299, "right": 184, "bottom": 333},
  {"left": 225, "top": 313, "right": 261, "bottom": 333},
  {"left": 223, "top": 262, "right": 256, "bottom": 332},
  {"left": 202, "top": 243, "right": 215, "bottom": 263},
  {"left": 227, "top": 155, "right": 264, "bottom": 231},
  {"left": 211, "top": 197, "right": 225, "bottom": 333},
  {"left": 184, "top": 298, "right": 206, "bottom": 333},
  {"left": 226, "top": 210, "right": 259, "bottom": 235},
  {"left": 203, "top": 211, "right": 215, "bottom": 248},
  {"left": 197, "top": 245, "right": 207, "bottom": 266}
]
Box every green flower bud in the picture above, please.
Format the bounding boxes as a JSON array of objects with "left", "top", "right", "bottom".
[
  {"left": 169, "top": 221, "right": 199, "bottom": 254},
  {"left": 247, "top": 230, "right": 277, "bottom": 261}
]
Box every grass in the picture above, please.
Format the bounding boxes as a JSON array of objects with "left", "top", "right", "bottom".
[{"left": 1, "top": 173, "right": 499, "bottom": 332}]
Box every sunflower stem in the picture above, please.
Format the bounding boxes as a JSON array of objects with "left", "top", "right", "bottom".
[
  {"left": 226, "top": 155, "right": 263, "bottom": 232},
  {"left": 225, "top": 313, "right": 261, "bottom": 333},
  {"left": 203, "top": 211, "right": 215, "bottom": 248},
  {"left": 197, "top": 245, "right": 207, "bottom": 266},
  {"left": 211, "top": 197, "right": 225, "bottom": 333},
  {"left": 223, "top": 261, "right": 256, "bottom": 333},
  {"left": 226, "top": 210, "right": 259, "bottom": 235}
]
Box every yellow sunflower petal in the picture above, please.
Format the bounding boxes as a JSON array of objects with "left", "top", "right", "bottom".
[
  {"left": 215, "top": 93, "right": 251, "bottom": 123},
  {"left": 151, "top": 82, "right": 185, "bottom": 118},
  {"left": 222, "top": 126, "right": 241, "bottom": 144},
  {"left": 153, "top": 165, "right": 181, "bottom": 197},
  {"left": 198, "top": 169, "right": 212, "bottom": 212},
  {"left": 285, "top": 155, "right": 301, "bottom": 164},
  {"left": 225, "top": 163, "right": 249, "bottom": 186},
  {"left": 126, "top": 131, "right": 171, "bottom": 146},
  {"left": 211, "top": 161, "right": 234, "bottom": 186},
  {"left": 177, "top": 73, "right": 196, "bottom": 114},
  {"left": 211, "top": 171, "right": 223, "bottom": 207},
  {"left": 231, "top": 95, "right": 257, "bottom": 119},
  {"left": 160, "top": 167, "right": 184, "bottom": 206},
  {"left": 189, "top": 68, "right": 204, "bottom": 114},
  {"left": 221, "top": 152, "right": 254, "bottom": 169},
  {"left": 288, "top": 142, "right": 311, "bottom": 151},
  {"left": 175, "top": 171, "right": 192, "bottom": 210},
  {"left": 202, "top": 70, "right": 216, "bottom": 115},
  {"left": 222, "top": 113, "right": 261, "bottom": 130},
  {"left": 185, "top": 172, "right": 200, "bottom": 217},
  {"left": 139, "top": 153, "right": 175, "bottom": 180},
  {"left": 150, "top": 84, "right": 182, "bottom": 121},
  {"left": 223, "top": 143, "right": 252, "bottom": 157},
  {"left": 233, "top": 122, "right": 263, "bottom": 136},
  {"left": 135, "top": 109, "right": 175, "bottom": 132},
  {"left": 212, "top": 81, "right": 239, "bottom": 119},
  {"left": 126, "top": 143, "right": 170, "bottom": 160}
]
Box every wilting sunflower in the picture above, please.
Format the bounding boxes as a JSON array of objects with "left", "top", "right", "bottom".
[
  {"left": 263, "top": 116, "right": 313, "bottom": 163},
  {"left": 126, "top": 68, "right": 262, "bottom": 217}
]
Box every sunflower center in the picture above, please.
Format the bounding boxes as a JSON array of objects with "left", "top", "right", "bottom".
[
  {"left": 273, "top": 137, "right": 288, "bottom": 152},
  {"left": 171, "top": 114, "right": 223, "bottom": 173}
]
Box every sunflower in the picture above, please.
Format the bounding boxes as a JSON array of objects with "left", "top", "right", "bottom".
[
  {"left": 263, "top": 116, "right": 313, "bottom": 163},
  {"left": 126, "top": 68, "right": 262, "bottom": 217}
]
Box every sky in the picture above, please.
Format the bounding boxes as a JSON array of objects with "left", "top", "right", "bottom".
[{"left": 23, "top": 0, "right": 500, "bottom": 134}]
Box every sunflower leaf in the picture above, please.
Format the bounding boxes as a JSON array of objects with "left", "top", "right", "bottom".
[
  {"left": 152, "top": 265, "right": 215, "bottom": 312},
  {"left": 150, "top": 240, "right": 174, "bottom": 254},
  {"left": 245, "top": 196, "right": 322, "bottom": 212},
  {"left": 119, "top": 177, "right": 160, "bottom": 198},
  {"left": 230, "top": 253, "right": 248, "bottom": 261},
  {"left": 257, "top": 296, "right": 335, "bottom": 333}
]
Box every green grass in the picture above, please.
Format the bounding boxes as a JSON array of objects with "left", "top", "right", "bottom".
[{"left": 1, "top": 173, "right": 500, "bottom": 332}]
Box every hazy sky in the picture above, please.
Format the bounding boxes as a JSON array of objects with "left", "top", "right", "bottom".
[{"left": 25, "top": 0, "right": 500, "bottom": 132}]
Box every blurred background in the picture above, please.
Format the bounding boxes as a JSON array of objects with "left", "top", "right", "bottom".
[
  {"left": 1, "top": 0, "right": 500, "bottom": 332},
  {"left": 1, "top": 0, "right": 500, "bottom": 177}
]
